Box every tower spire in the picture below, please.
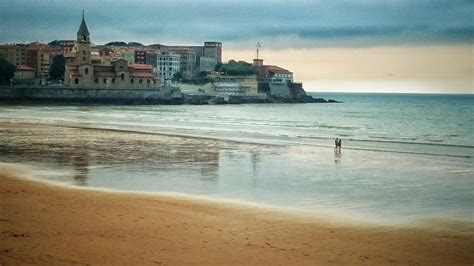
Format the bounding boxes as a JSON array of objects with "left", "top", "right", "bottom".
[
  {"left": 256, "top": 41, "right": 261, "bottom": 60},
  {"left": 77, "top": 10, "right": 90, "bottom": 42}
]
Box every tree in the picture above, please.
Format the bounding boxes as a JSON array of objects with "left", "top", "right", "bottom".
[
  {"left": 0, "top": 58, "right": 16, "bottom": 85},
  {"left": 214, "top": 62, "right": 223, "bottom": 72},
  {"left": 127, "top": 42, "right": 144, "bottom": 47},
  {"left": 218, "top": 60, "right": 255, "bottom": 76},
  {"left": 48, "top": 40, "right": 61, "bottom": 46},
  {"left": 49, "top": 54, "right": 65, "bottom": 80},
  {"left": 172, "top": 72, "right": 183, "bottom": 82},
  {"left": 198, "top": 71, "right": 208, "bottom": 78},
  {"left": 105, "top": 41, "right": 127, "bottom": 47}
]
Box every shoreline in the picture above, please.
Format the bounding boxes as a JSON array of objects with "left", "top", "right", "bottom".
[
  {"left": 4, "top": 162, "right": 473, "bottom": 231},
  {"left": 1, "top": 164, "right": 473, "bottom": 265}
]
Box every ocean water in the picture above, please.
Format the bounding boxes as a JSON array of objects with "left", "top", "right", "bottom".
[{"left": 0, "top": 93, "right": 472, "bottom": 225}]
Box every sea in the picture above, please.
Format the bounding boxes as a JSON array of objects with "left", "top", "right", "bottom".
[{"left": 0, "top": 93, "right": 473, "bottom": 226}]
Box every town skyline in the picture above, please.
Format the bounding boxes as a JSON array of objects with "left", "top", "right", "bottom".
[{"left": 1, "top": 0, "right": 472, "bottom": 93}]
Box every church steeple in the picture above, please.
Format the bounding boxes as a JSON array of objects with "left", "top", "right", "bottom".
[
  {"left": 75, "top": 10, "right": 91, "bottom": 65},
  {"left": 77, "top": 10, "right": 90, "bottom": 42}
]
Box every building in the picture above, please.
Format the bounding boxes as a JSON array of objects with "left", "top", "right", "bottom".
[
  {"left": 167, "top": 47, "right": 196, "bottom": 78},
  {"left": 157, "top": 51, "right": 180, "bottom": 82},
  {"left": 64, "top": 13, "right": 159, "bottom": 88},
  {"left": 253, "top": 59, "right": 293, "bottom": 83},
  {"left": 145, "top": 50, "right": 159, "bottom": 67},
  {"left": 199, "top": 56, "right": 217, "bottom": 72},
  {"left": 253, "top": 58, "right": 294, "bottom": 97},
  {"left": 122, "top": 50, "right": 135, "bottom": 64},
  {"left": 213, "top": 75, "right": 259, "bottom": 95},
  {"left": 26, "top": 42, "right": 50, "bottom": 78},
  {"left": 0, "top": 44, "right": 27, "bottom": 67},
  {"left": 59, "top": 40, "right": 75, "bottom": 54},
  {"left": 14, "top": 65, "right": 35, "bottom": 81},
  {"left": 135, "top": 49, "right": 147, "bottom": 64},
  {"left": 164, "top": 42, "right": 222, "bottom": 73},
  {"left": 203, "top": 42, "right": 222, "bottom": 63}
]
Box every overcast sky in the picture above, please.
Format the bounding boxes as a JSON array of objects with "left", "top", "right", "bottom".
[
  {"left": 1, "top": 0, "right": 472, "bottom": 92},
  {"left": 1, "top": 0, "right": 472, "bottom": 47}
]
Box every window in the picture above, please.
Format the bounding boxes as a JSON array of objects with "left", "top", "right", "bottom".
[
  {"left": 112, "top": 78, "right": 115, "bottom": 83},
  {"left": 139, "top": 79, "right": 143, "bottom": 84},
  {"left": 103, "top": 78, "right": 107, "bottom": 84},
  {"left": 74, "top": 78, "right": 79, "bottom": 85},
  {"left": 119, "top": 65, "right": 123, "bottom": 70},
  {"left": 121, "top": 74, "right": 125, "bottom": 81},
  {"left": 84, "top": 68, "right": 89, "bottom": 74},
  {"left": 82, "top": 51, "right": 86, "bottom": 56},
  {"left": 94, "top": 78, "right": 98, "bottom": 83},
  {"left": 131, "top": 79, "right": 134, "bottom": 84},
  {"left": 82, "top": 57, "right": 86, "bottom": 62}
]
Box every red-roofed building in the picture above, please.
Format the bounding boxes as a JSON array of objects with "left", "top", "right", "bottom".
[
  {"left": 14, "top": 65, "right": 35, "bottom": 80},
  {"left": 64, "top": 14, "right": 159, "bottom": 88},
  {"left": 253, "top": 59, "right": 293, "bottom": 84},
  {"left": 252, "top": 58, "right": 294, "bottom": 97}
]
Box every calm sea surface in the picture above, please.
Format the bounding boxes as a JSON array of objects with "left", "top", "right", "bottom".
[{"left": 0, "top": 93, "right": 473, "bottom": 225}]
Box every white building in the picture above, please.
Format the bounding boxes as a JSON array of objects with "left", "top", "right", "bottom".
[{"left": 157, "top": 51, "right": 180, "bottom": 83}]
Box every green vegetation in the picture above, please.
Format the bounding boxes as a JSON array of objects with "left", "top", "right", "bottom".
[
  {"left": 174, "top": 71, "right": 212, "bottom": 85},
  {"left": 49, "top": 54, "right": 65, "bottom": 80},
  {"left": 104, "top": 41, "right": 144, "bottom": 47},
  {"left": 127, "top": 42, "right": 144, "bottom": 47},
  {"left": 105, "top": 41, "right": 128, "bottom": 46},
  {"left": 0, "top": 58, "right": 16, "bottom": 85},
  {"left": 171, "top": 72, "right": 183, "bottom": 82},
  {"left": 216, "top": 60, "right": 255, "bottom": 76},
  {"left": 48, "top": 40, "right": 61, "bottom": 46}
]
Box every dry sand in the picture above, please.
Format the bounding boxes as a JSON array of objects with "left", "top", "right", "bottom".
[{"left": 0, "top": 164, "right": 473, "bottom": 265}]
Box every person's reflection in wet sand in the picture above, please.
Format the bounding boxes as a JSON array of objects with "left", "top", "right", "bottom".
[
  {"left": 71, "top": 152, "right": 89, "bottom": 186},
  {"left": 334, "top": 150, "right": 341, "bottom": 164}
]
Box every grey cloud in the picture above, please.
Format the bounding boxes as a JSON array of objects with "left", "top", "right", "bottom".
[{"left": 0, "top": 0, "right": 472, "bottom": 47}]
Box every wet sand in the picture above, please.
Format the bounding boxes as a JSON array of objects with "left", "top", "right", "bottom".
[{"left": 1, "top": 164, "right": 473, "bottom": 265}]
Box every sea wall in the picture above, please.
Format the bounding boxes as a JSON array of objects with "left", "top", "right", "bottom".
[
  {"left": 0, "top": 85, "right": 337, "bottom": 104},
  {"left": 0, "top": 86, "right": 184, "bottom": 104}
]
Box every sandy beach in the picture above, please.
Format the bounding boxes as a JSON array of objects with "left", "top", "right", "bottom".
[{"left": 1, "top": 163, "right": 473, "bottom": 265}]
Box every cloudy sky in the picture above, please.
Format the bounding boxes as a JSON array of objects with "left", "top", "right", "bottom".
[{"left": 1, "top": 0, "right": 472, "bottom": 92}]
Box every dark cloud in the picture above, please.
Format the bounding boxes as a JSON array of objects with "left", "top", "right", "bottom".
[{"left": 0, "top": 0, "right": 472, "bottom": 47}]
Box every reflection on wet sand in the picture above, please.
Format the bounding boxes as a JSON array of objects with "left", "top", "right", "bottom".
[
  {"left": 65, "top": 144, "right": 89, "bottom": 186},
  {"left": 0, "top": 125, "right": 281, "bottom": 187},
  {"left": 3, "top": 123, "right": 473, "bottom": 225}
]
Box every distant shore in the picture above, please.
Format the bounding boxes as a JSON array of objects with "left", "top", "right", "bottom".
[{"left": 1, "top": 163, "right": 473, "bottom": 265}]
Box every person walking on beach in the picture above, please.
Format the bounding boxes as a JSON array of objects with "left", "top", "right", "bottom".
[
  {"left": 338, "top": 138, "right": 342, "bottom": 153},
  {"left": 335, "top": 138, "right": 339, "bottom": 152}
]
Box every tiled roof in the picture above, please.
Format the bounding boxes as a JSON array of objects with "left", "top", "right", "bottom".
[
  {"left": 261, "top": 65, "right": 292, "bottom": 74},
  {"left": 129, "top": 63, "right": 153, "bottom": 70}
]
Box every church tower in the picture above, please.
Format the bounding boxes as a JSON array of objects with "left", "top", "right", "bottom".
[
  {"left": 76, "top": 11, "right": 91, "bottom": 65},
  {"left": 74, "top": 11, "right": 93, "bottom": 86}
]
